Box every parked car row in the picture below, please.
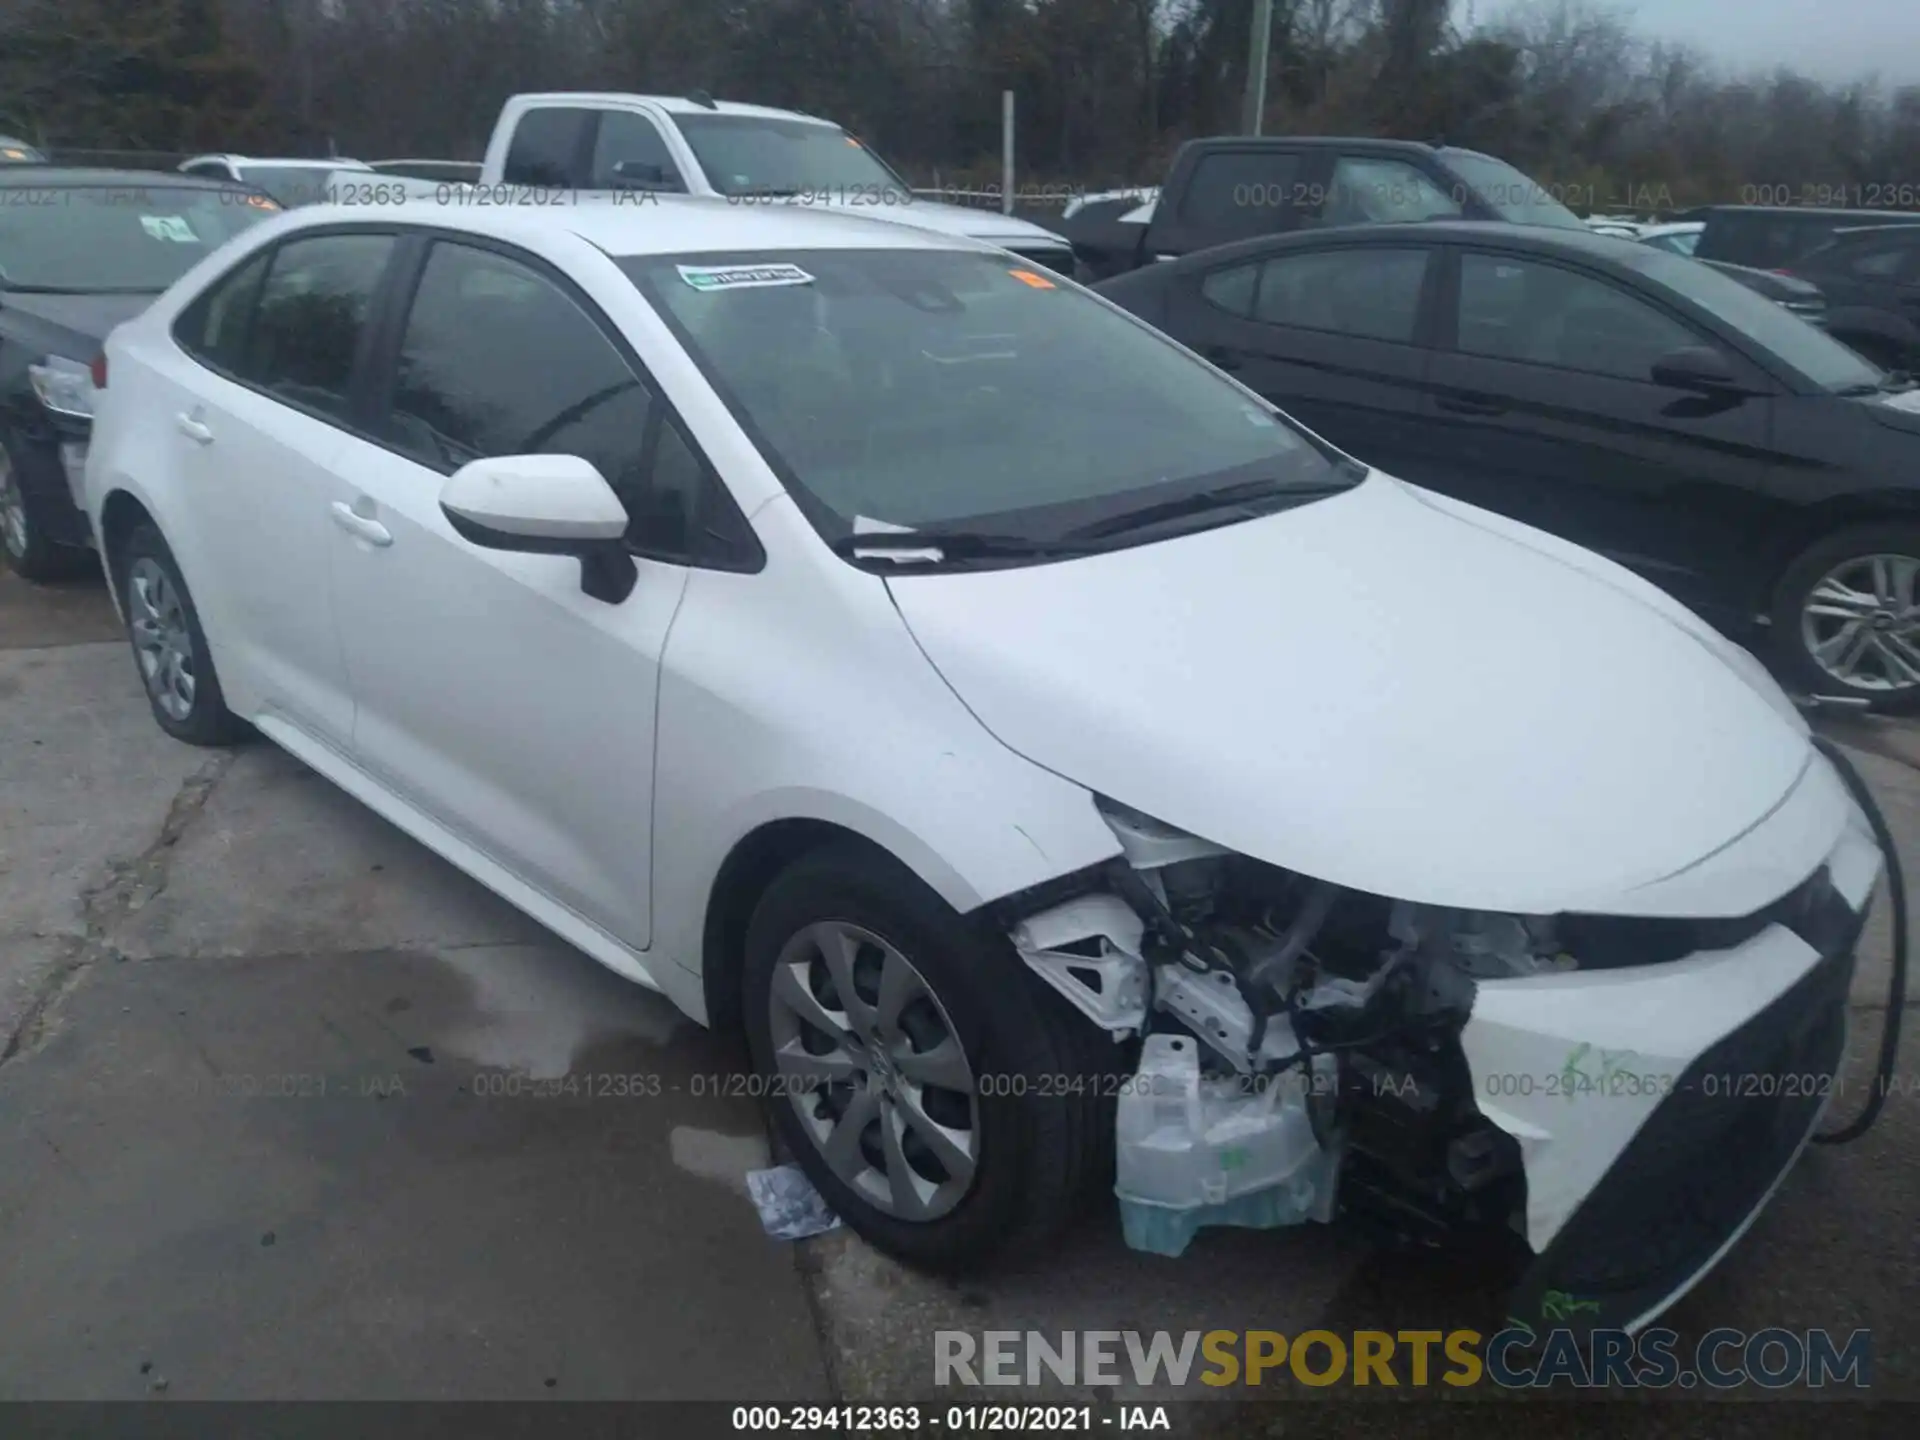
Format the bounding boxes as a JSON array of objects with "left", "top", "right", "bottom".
[
  {"left": 0, "top": 92, "right": 1903, "bottom": 1343},
  {"left": 44, "top": 172, "right": 1885, "bottom": 1342}
]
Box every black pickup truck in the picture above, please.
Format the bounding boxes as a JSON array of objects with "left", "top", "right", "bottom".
[{"left": 1058, "top": 137, "right": 1595, "bottom": 283}]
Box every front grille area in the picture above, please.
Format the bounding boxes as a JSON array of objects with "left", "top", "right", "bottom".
[
  {"left": 1560, "top": 864, "right": 1836, "bottom": 969},
  {"left": 1506, "top": 936, "right": 1856, "bottom": 1337}
]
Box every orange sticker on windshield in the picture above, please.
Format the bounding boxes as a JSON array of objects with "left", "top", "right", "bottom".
[
  {"left": 246, "top": 194, "right": 279, "bottom": 209},
  {"left": 1008, "top": 269, "right": 1056, "bottom": 289}
]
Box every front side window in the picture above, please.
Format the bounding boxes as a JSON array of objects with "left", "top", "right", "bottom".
[
  {"left": 1253, "top": 248, "right": 1430, "bottom": 342},
  {"left": 1323, "top": 158, "right": 1462, "bottom": 226},
  {"left": 623, "top": 248, "right": 1345, "bottom": 541},
  {"left": 384, "top": 241, "right": 661, "bottom": 515},
  {"left": 0, "top": 183, "right": 276, "bottom": 291},
  {"left": 1176, "top": 152, "right": 1303, "bottom": 242},
  {"left": 673, "top": 114, "right": 908, "bottom": 198},
  {"left": 242, "top": 232, "right": 394, "bottom": 419},
  {"left": 1439, "top": 149, "right": 1588, "bottom": 231},
  {"left": 588, "top": 112, "right": 686, "bottom": 191},
  {"left": 1456, "top": 253, "right": 1700, "bottom": 380}
]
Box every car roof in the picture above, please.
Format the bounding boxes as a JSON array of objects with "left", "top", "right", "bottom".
[
  {"left": 273, "top": 192, "right": 988, "bottom": 258},
  {"left": 511, "top": 92, "right": 831, "bottom": 126},
  {"left": 1697, "top": 204, "right": 1920, "bottom": 221},
  {"left": 185, "top": 154, "right": 373, "bottom": 170},
  {"left": 1157, "top": 218, "right": 1650, "bottom": 271},
  {"left": 0, "top": 166, "right": 247, "bottom": 190}
]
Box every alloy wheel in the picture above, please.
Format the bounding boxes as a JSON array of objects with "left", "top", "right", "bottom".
[
  {"left": 767, "top": 920, "right": 980, "bottom": 1221},
  {"left": 128, "top": 556, "right": 197, "bottom": 721},
  {"left": 1800, "top": 553, "right": 1920, "bottom": 694},
  {"left": 0, "top": 448, "right": 26, "bottom": 561}
]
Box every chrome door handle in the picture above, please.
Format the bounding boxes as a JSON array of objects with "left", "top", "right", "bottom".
[
  {"left": 175, "top": 413, "right": 214, "bottom": 444},
  {"left": 330, "top": 500, "right": 392, "bottom": 547}
]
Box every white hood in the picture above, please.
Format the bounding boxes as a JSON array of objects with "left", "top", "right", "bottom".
[
  {"left": 886, "top": 475, "right": 1825, "bottom": 918},
  {"left": 825, "top": 196, "right": 1067, "bottom": 250}
]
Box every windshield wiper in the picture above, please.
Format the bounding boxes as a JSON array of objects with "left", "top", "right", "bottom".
[
  {"left": 828, "top": 530, "right": 1093, "bottom": 566},
  {"left": 1060, "top": 474, "right": 1359, "bottom": 543}
]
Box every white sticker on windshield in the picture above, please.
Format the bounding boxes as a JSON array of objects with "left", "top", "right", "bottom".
[
  {"left": 676, "top": 263, "right": 815, "bottom": 292},
  {"left": 140, "top": 215, "right": 199, "bottom": 243}
]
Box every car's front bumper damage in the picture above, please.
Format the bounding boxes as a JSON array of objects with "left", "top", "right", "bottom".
[{"left": 1003, "top": 764, "right": 1881, "bottom": 1336}]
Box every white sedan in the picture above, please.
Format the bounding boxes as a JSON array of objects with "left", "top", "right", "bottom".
[{"left": 83, "top": 197, "right": 1879, "bottom": 1335}]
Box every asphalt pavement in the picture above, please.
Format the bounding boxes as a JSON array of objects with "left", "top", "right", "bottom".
[{"left": 2, "top": 565, "right": 1916, "bottom": 1420}]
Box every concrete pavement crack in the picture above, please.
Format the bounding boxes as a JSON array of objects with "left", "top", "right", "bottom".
[{"left": 1, "top": 749, "right": 237, "bottom": 1068}]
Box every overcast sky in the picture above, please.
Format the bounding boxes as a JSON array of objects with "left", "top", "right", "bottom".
[{"left": 1475, "top": 0, "right": 1920, "bottom": 83}]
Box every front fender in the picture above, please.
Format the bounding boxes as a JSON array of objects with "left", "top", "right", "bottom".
[{"left": 647, "top": 509, "right": 1124, "bottom": 982}]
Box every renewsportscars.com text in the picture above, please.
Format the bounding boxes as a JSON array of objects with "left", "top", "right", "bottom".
[{"left": 935, "top": 1327, "right": 1872, "bottom": 1389}]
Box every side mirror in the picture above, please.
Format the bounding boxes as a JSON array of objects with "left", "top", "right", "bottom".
[
  {"left": 438, "top": 454, "right": 637, "bottom": 604},
  {"left": 610, "top": 159, "right": 678, "bottom": 191},
  {"left": 1650, "top": 345, "right": 1747, "bottom": 392}
]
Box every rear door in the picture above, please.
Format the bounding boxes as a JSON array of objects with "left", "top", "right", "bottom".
[
  {"left": 1141, "top": 145, "right": 1332, "bottom": 261},
  {"left": 1418, "top": 247, "right": 1779, "bottom": 620},
  {"left": 1164, "top": 239, "right": 1440, "bottom": 479},
  {"left": 156, "top": 228, "right": 399, "bottom": 750}
]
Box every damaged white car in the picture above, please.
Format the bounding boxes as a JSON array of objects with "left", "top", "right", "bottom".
[{"left": 90, "top": 201, "right": 1888, "bottom": 1340}]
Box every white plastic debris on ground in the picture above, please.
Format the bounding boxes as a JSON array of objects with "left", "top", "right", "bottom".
[{"left": 746, "top": 1163, "right": 843, "bottom": 1240}]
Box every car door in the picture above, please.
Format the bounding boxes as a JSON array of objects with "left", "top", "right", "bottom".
[
  {"left": 1802, "top": 232, "right": 1920, "bottom": 319},
  {"left": 1419, "top": 247, "right": 1778, "bottom": 619},
  {"left": 324, "top": 235, "right": 697, "bottom": 949},
  {"left": 1141, "top": 146, "right": 1332, "bottom": 261},
  {"left": 1167, "top": 242, "right": 1439, "bottom": 480},
  {"left": 159, "top": 228, "right": 398, "bottom": 750}
]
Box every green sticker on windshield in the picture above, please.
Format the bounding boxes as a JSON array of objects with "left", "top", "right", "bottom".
[
  {"left": 140, "top": 215, "right": 199, "bottom": 243},
  {"left": 677, "top": 263, "right": 814, "bottom": 292}
]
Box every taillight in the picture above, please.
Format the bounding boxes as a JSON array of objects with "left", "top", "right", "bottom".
[{"left": 90, "top": 352, "right": 107, "bottom": 389}]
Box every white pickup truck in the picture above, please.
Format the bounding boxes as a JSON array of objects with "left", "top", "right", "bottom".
[{"left": 476, "top": 91, "right": 1074, "bottom": 274}]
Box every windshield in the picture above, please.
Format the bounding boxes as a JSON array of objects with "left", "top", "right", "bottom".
[
  {"left": 1440, "top": 150, "right": 1589, "bottom": 231},
  {"left": 235, "top": 164, "right": 365, "bottom": 207},
  {"left": 0, "top": 184, "right": 277, "bottom": 291},
  {"left": 621, "top": 248, "right": 1343, "bottom": 542},
  {"left": 675, "top": 116, "right": 909, "bottom": 198},
  {"left": 1628, "top": 246, "right": 1885, "bottom": 392}
]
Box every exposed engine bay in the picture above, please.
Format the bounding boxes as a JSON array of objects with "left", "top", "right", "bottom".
[{"left": 1008, "top": 791, "right": 1882, "bottom": 1333}]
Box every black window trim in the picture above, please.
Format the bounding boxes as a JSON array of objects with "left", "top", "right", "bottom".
[
  {"left": 359, "top": 226, "right": 764, "bottom": 574},
  {"left": 1431, "top": 243, "right": 1786, "bottom": 391},
  {"left": 1193, "top": 238, "right": 1446, "bottom": 348},
  {"left": 169, "top": 222, "right": 408, "bottom": 445}
]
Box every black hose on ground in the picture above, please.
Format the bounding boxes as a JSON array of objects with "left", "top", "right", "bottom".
[{"left": 1809, "top": 734, "right": 1908, "bottom": 1145}]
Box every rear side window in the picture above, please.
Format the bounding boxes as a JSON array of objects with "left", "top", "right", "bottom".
[
  {"left": 175, "top": 249, "right": 272, "bottom": 373},
  {"left": 1253, "top": 248, "right": 1430, "bottom": 342},
  {"left": 1177, "top": 151, "right": 1304, "bottom": 242},
  {"left": 241, "top": 232, "right": 394, "bottom": 420},
  {"left": 502, "top": 108, "right": 592, "bottom": 188}
]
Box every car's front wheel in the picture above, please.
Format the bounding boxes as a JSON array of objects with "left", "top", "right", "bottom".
[
  {"left": 743, "top": 844, "right": 1115, "bottom": 1272},
  {"left": 1773, "top": 521, "right": 1920, "bottom": 713}
]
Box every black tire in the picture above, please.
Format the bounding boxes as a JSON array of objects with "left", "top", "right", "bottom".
[
  {"left": 0, "top": 429, "right": 91, "bottom": 583},
  {"left": 743, "top": 843, "right": 1118, "bottom": 1273},
  {"left": 1770, "top": 520, "right": 1920, "bottom": 714},
  {"left": 115, "top": 523, "right": 249, "bottom": 745}
]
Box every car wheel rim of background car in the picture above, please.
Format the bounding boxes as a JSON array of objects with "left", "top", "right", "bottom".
[
  {"left": 128, "top": 557, "right": 198, "bottom": 721},
  {"left": 0, "top": 451, "right": 27, "bottom": 560},
  {"left": 1801, "top": 552, "right": 1920, "bottom": 692},
  {"left": 767, "top": 920, "right": 980, "bottom": 1221}
]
